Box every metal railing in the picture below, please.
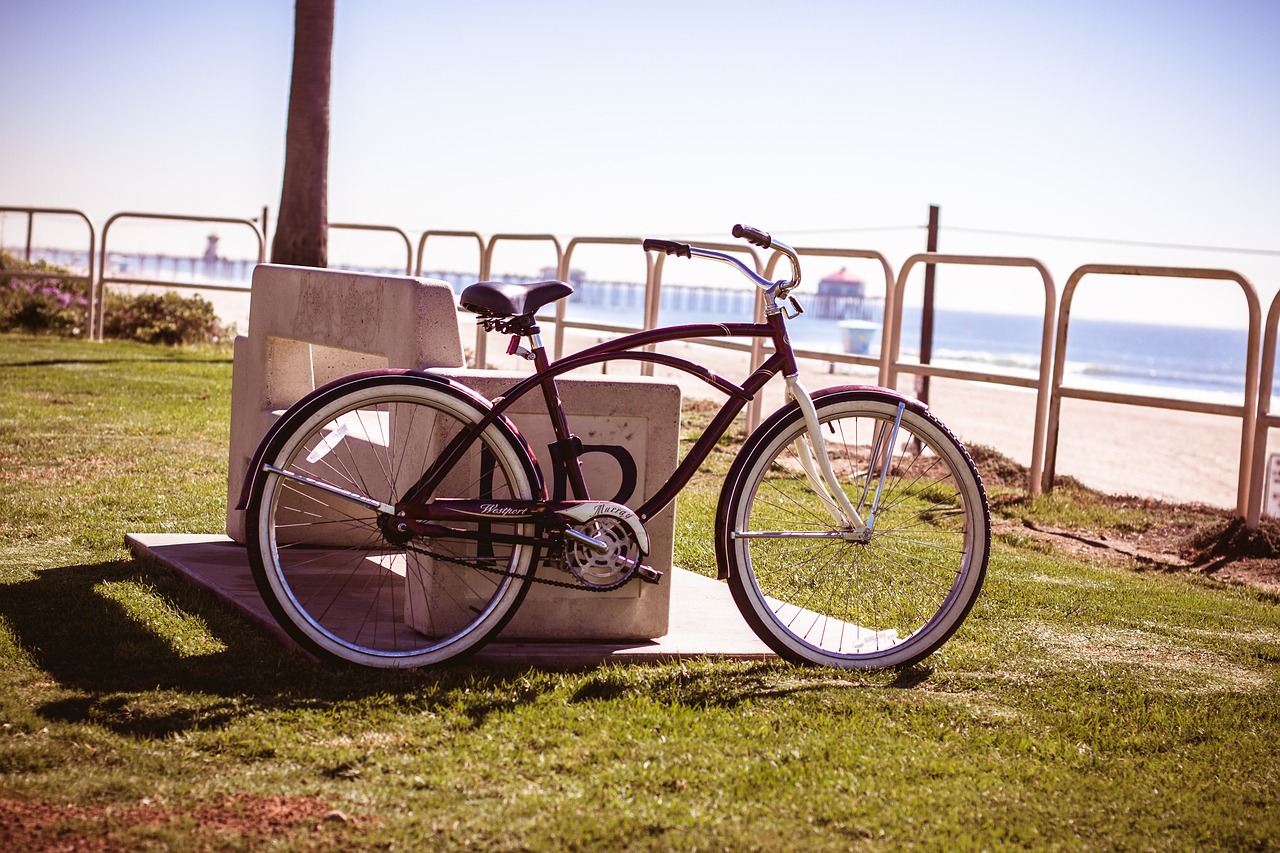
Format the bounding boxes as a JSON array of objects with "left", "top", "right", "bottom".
[
  {"left": 0, "top": 207, "right": 97, "bottom": 332},
  {"left": 1246, "top": 288, "right": 1280, "bottom": 529},
  {"left": 97, "top": 212, "right": 265, "bottom": 340},
  {"left": 554, "top": 237, "right": 653, "bottom": 361},
  {"left": 885, "top": 254, "right": 1057, "bottom": 496},
  {"left": 93, "top": 216, "right": 413, "bottom": 340},
  {"left": 330, "top": 223, "right": 414, "bottom": 275},
  {"left": 415, "top": 230, "right": 485, "bottom": 279},
  {"left": 1044, "top": 264, "right": 1261, "bottom": 517}
]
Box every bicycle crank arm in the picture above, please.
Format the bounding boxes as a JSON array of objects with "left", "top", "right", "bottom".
[
  {"left": 262, "top": 464, "right": 397, "bottom": 515},
  {"left": 564, "top": 527, "right": 610, "bottom": 553}
]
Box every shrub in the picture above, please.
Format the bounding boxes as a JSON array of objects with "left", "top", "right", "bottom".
[
  {"left": 0, "top": 251, "right": 90, "bottom": 336},
  {"left": 0, "top": 250, "right": 231, "bottom": 345},
  {"left": 101, "top": 290, "right": 231, "bottom": 345}
]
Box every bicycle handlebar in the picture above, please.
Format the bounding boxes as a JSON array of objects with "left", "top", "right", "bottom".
[
  {"left": 642, "top": 225, "right": 803, "bottom": 314},
  {"left": 644, "top": 224, "right": 803, "bottom": 292},
  {"left": 731, "top": 224, "right": 772, "bottom": 249},
  {"left": 641, "top": 238, "right": 692, "bottom": 258}
]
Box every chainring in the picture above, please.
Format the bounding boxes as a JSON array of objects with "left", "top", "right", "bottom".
[{"left": 564, "top": 514, "right": 643, "bottom": 588}]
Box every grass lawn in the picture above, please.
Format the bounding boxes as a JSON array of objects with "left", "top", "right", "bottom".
[{"left": 1, "top": 334, "right": 1277, "bottom": 851}]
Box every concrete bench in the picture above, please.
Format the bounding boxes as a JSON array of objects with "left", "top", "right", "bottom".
[{"left": 225, "top": 264, "right": 679, "bottom": 640}]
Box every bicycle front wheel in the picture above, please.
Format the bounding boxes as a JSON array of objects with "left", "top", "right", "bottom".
[
  {"left": 718, "top": 391, "right": 990, "bottom": 669},
  {"left": 246, "top": 375, "right": 539, "bottom": 668}
]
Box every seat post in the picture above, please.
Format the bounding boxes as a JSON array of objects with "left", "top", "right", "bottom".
[
  {"left": 526, "top": 323, "right": 590, "bottom": 500},
  {"left": 527, "top": 323, "right": 551, "bottom": 372}
]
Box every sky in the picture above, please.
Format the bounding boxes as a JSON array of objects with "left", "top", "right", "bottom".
[{"left": 2, "top": 0, "right": 1278, "bottom": 327}]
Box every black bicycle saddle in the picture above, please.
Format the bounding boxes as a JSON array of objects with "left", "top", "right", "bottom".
[{"left": 459, "top": 280, "right": 574, "bottom": 318}]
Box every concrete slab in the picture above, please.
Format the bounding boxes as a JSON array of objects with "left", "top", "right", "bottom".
[{"left": 124, "top": 533, "right": 775, "bottom": 668}]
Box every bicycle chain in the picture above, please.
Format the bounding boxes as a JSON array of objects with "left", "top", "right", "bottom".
[{"left": 402, "top": 540, "right": 634, "bottom": 593}]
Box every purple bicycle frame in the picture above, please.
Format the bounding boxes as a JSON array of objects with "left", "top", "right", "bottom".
[{"left": 398, "top": 312, "right": 800, "bottom": 526}]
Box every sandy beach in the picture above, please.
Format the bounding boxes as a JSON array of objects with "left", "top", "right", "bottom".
[
  {"left": 468, "top": 321, "right": 1273, "bottom": 513},
  {"left": 922, "top": 377, "right": 1266, "bottom": 511}
]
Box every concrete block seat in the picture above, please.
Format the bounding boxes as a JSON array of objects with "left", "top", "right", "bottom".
[{"left": 226, "top": 265, "right": 680, "bottom": 641}]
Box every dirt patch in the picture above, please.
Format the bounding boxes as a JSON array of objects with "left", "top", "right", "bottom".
[
  {"left": 0, "top": 792, "right": 366, "bottom": 852},
  {"left": 972, "top": 445, "right": 1280, "bottom": 596},
  {"left": 1180, "top": 516, "right": 1280, "bottom": 593},
  {"left": 1008, "top": 510, "right": 1280, "bottom": 595},
  {"left": 968, "top": 444, "right": 1032, "bottom": 492}
]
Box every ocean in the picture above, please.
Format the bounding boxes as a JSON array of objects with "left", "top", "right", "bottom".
[
  {"left": 168, "top": 272, "right": 1269, "bottom": 407},
  {"left": 891, "top": 307, "right": 1256, "bottom": 405},
  {"left": 557, "top": 300, "right": 1261, "bottom": 406}
]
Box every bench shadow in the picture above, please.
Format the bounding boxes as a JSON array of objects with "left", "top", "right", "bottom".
[{"left": 0, "top": 558, "right": 556, "bottom": 736}]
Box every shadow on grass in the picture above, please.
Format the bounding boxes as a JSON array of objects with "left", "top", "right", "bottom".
[
  {"left": 3, "top": 357, "right": 234, "bottom": 368},
  {"left": 0, "top": 559, "right": 935, "bottom": 738},
  {"left": 568, "top": 659, "right": 933, "bottom": 708},
  {"left": 0, "top": 558, "right": 554, "bottom": 735}
]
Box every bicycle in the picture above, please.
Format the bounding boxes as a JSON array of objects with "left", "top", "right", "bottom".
[{"left": 240, "top": 225, "right": 991, "bottom": 670}]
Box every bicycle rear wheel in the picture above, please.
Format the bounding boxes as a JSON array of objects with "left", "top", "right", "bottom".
[
  {"left": 717, "top": 391, "right": 989, "bottom": 669},
  {"left": 246, "top": 375, "right": 539, "bottom": 668}
]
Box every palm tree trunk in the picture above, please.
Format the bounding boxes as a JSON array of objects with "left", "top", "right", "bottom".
[{"left": 271, "top": 0, "right": 334, "bottom": 267}]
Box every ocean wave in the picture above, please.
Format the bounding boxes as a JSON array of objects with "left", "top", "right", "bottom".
[
  {"left": 891, "top": 347, "right": 1255, "bottom": 403},
  {"left": 933, "top": 348, "right": 1044, "bottom": 373},
  {"left": 1066, "top": 360, "right": 1246, "bottom": 395}
]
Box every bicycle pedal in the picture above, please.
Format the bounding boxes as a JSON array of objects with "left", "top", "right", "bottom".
[{"left": 636, "top": 563, "right": 662, "bottom": 584}]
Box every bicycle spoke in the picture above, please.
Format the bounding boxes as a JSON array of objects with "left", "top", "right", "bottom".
[
  {"left": 722, "top": 395, "right": 988, "bottom": 669},
  {"left": 249, "top": 379, "right": 536, "bottom": 667}
]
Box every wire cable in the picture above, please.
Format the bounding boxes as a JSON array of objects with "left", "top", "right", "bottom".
[{"left": 942, "top": 225, "right": 1280, "bottom": 257}]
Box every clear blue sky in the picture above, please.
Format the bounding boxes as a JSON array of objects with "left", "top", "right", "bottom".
[{"left": 2, "top": 0, "right": 1277, "bottom": 325}]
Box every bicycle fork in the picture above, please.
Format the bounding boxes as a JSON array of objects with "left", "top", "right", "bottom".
[{"left": 785, "top": 377, "right": 905, "bottom": 540}]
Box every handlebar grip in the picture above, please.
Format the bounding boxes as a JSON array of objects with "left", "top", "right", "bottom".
[
  {"left": 642, "top": 238, "right": 692, "bottom": 258},
  {"left": 731, "top": 224, "right": 772, "bottom": 249}
]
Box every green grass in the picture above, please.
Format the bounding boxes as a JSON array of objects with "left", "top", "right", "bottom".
[{"left": 1, "top": 334, "right": 1277, "bottom": 851}]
